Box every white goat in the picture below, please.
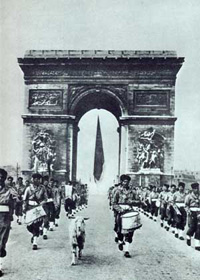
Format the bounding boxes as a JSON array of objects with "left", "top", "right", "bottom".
[{"left": 69, "top": 216, "right": 89, "bottom": 265}]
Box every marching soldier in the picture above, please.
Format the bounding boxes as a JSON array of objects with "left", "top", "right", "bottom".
[
  {"left": 149, "top": 185, "right": 159, "bottom": 222},
  {"left": 5, "top": 176, "right": 15, "bottom": 224},
  {"left": 42, "top": 176, "right": 55, "bottom": 238},
  {"left": 159, "top": 184, "right": 169, "bottom": 228},
  {"left": 185, "top": 182, "right": 200, "bottom": 251},
  {"left": 23, "top": 173, "right": 47, "bottom": 250},
  {"left": 166, "top": 184, "right": 176, "bottom": 233},
  {"left": 15, "top": 177, "right": 26, "bottom": 225},
  {"left": 0, "top": 169, "right": 17, "bottom": 277},
  {"left": 52, "top": 180, "right": 62, "bottom": 227},
  {"left": 113, "top": 174, "right": 141, "bottom": 258},
  {"left": 64, "top": 181, "right": 76, "bottom": 218},
  {"left": 173, "top": 182, "right": 187, "bottom": 240},
  {"left": 140, "top": 186, "right": 149, "bottom": 214}
]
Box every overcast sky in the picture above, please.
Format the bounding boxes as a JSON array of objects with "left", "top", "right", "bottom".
[{"left": 0, "top": 0, "right": 200, "bottom": 181}]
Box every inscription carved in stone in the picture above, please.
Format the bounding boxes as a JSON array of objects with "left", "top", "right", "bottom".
[
  {"left": 134, "top": 91, "right": 168, "bottom": 107},
  {"left": 29, "top": 90, "right": 63, "bottom": 108}
]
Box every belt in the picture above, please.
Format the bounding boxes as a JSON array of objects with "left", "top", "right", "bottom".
[
  {"left": 46, "top": 198, "right": 53, "bottom": 203},
  {"left": 176, "top": 203, "right": 185, "bottom": 207},
  {"left": 119, "top": 204, "right": 131, "bottom": 210},
  {"left": 28, "top": 201, "right": 38, "bottom": 206},
  {"left": 0, "top": 205, "right": 9, "bottom": 212},
  {"left": 152, "top": 199, "right": 157, "bottom": 202},
  {"left": 190, "top": 207, "right": 200, "bottom": 212}
]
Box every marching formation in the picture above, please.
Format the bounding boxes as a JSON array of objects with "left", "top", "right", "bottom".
[
  {"left": 0, "top": 168, "right": 88, "bottom": 277},
  {"left": 0, "top": 166, "right": 199, "bottom": 277},
  {"left": 108, "top": 177, "right": 200, "bottom": 257}
]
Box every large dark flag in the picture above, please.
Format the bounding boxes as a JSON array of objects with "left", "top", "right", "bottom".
[{"left": 93, "top": 116, "right": 105, "bottom": 182}]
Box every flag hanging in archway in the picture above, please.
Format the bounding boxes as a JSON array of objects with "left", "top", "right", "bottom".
[{"left": 93, "top": 116, "right": 104, "bottom": 182}]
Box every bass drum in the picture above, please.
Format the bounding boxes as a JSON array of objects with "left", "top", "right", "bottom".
[{"left": 121, "top": 211, "right": 142, "bottom": 230}]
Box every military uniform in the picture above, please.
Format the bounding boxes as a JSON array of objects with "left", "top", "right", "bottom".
[
  {"left": 0, "top": 169, "right": 16, "bottom": 276},
  {"left": 64, "top": 183, "right": 76, "bottom": 217},
  {"left": 159, "top": 188, "right": 169, "bottom": 228},
  {"left": 15, "top": 180, "right": 26, "bottom": 225},
  {"left": 173, "top": 186, "right": 187, "bottom": 240},
  {"left": 43, "top": 180, "right": 56, "bottom": 233},
  {"left": 23, "top": 174, "right": 47, "bottom": 249},
  {"left": 149, "top": 189, "right": 159, "bottom": 221},
  {"left": 113, "top": 175, "right": 140, "bottom": 258},
  {"left": 166, "top": 187, "right": 176, "bottom": 232},
  {"left": 52, "top": 181, "right": 62, "bottom": 226},
  {"left": 185, "top": 182, "right": 200, "bottom": 250}
]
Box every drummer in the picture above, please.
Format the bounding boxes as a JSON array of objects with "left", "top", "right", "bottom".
[
  {"left": 185, "top": 182, "right": 200, "bottom": 251},
  {"left": 149, "top": 185, "right": 159, "bottom": 222},
  {"left": 43, "top": 176, "right": 56, "bottom": 234},
  {"left": 15, "top": 177, "right": 26, "bottom": 225},
  {"left": 140, "top": 186, "right": 149, "bottom": 214},
  {"left": 159, "top": 184, "right": 169, "bottom": 228},
  {"left": 173, "top": 182, "right": 187, "bottom": 240},
  {"left": 0, "top": 169, "right": 17, "bottom": 277},
  {"left": 52, "top": 179, "right": 62, "bottom": 227},
  {"left": 113, "top": 174, "right": 141, "bottom": 258},
  {"left": 166, "top": 184, "right": 177, "bottom": 233},
  {"left": 23, "top": 173, "right": 47, "bottom": 250}
]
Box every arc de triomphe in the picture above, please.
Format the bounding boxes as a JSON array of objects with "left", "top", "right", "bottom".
[{"left": 18, "top": 50, "right": 184, "bottom": 185}]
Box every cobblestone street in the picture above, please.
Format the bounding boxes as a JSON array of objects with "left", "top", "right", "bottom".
[{"left": 3, "top": 194, "right": 200, "bottom": 280}]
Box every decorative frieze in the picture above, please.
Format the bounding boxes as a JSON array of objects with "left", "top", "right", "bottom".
[{"left": 29, "top": 89, "right": 63, "bottom": 109}]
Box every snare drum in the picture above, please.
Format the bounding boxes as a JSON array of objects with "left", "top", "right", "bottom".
[
  {"left": 190, "top": 207, "right": 200, "bottom": 213},
  {"left": 121, "top": 211, "right": 142, "bottom": 230},
  {"left": 155, "top": 200, "right": 161, "bottom": 208},
  {"left": 25, "top": 205, "right": 46, "bottom": 225}
]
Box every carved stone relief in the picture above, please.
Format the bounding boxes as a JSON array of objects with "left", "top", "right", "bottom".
[
  {"left": 68, "top": 84, "right": 127, "bottom": 111},
  {"left": 31, "top": 129, "right": 56, "bottom": 174},
  {"left": 136, "top": 128, "right": 165, "bottom": 170}
]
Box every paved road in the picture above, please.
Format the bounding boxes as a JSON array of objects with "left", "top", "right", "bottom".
[{"left": 3, "top": 194, "right": 200, "bottom": 280}]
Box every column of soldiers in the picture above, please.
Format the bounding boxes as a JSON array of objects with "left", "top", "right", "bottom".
[
  {"left": 0, "top": 168, "right": 88, "bottom": 277},
  {"left": 108, "top": 179, "right": 200, "bottom": 254}
]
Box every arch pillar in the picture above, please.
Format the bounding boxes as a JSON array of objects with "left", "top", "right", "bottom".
[{"left": 118, "top": 122, "right": 129, "bottom": 176}]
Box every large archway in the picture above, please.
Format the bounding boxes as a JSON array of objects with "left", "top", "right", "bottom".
[
  {"left": 18, "top": 50, "right": 184, "bottom": 185},
  {"left": 69, "top": 87, "right": 125, "bottom": 182},
  {"left": 77, "top": 109, "right": 119, "bottom": 192}
]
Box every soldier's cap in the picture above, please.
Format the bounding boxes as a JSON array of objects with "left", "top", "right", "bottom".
[
  {"left": 43, "top": 175, "right": 49, "bottom": 182},
  {"left": 18, "top": 177, "right": 23, "bottom": 180},
  {"left": 171, "top": 184, "right": 176, "bottom": 188},
  {"left": 0, "top": 169, "right": 8, "bottom": 181},
  {"left": 163, "top": 184, "right": 169, "bottom": 188},
  {"left": 191, "top": 182, "right": 199, "bottom": 189},
  {"left": 50, "top": 178, "right": 54, "bottom": 182},
  {"left": 32, "top": 173, "right": 42, "bottom": 180},
  {"left": 120, "top": 174, "right": 131, "bottom": 182},
  {"left": 178, "top": 182, "right": 185, "bottom": 188},
  {"left": 149, "top": 185, "right": 154, "bottom": 190},
  {"left": 7, "top": 176, "right": 13, "bottom": 181}
]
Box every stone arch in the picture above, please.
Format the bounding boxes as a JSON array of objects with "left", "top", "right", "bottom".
[{"left": 68, "top": 86, "right": 127, "bottom": 121}]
